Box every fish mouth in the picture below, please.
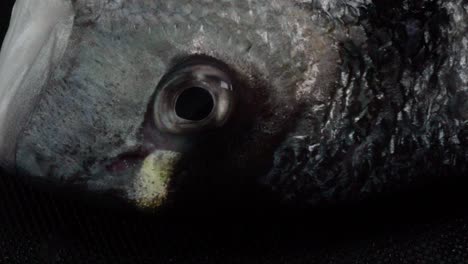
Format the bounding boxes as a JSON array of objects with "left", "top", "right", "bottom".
[
  {"left": 14, "top": 145, "right": 183, "bottom": 210},
  {"left": 86, "top": 147, "right": 183, "bottom": 210}
]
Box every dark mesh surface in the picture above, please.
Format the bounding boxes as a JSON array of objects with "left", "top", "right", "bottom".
[{"left": 1, "top": 170, "right": 468, "bottom": 264}]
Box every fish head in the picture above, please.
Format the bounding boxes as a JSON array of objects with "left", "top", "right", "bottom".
[{"left": 0, "top": 0, "right": 466, "bottom": 210}]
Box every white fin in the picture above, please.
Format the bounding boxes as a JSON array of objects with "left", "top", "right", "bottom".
[{"left": 0, "top": 0, "right": 74, "bottom": 170}]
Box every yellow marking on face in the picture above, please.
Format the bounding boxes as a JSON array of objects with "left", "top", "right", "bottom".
[{"left": 128, "top": 150, "right": 181, "bottom": 209}]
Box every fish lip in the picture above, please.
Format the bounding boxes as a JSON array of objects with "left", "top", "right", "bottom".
[{"left": 102, "top": 147, "right": 152, "bottom": 174}]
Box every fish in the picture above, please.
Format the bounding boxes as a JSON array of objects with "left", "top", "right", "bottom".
[{"left": 0, "top": 0, "right": 466, "bottom": 210}]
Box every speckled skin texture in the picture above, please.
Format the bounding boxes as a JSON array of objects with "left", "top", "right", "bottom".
[{"left": 12, "top": 0, "right": 468, "bottom": 207}]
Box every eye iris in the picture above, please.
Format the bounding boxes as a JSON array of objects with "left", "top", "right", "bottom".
[{"left": 175, "top": 87, "right": 214, "bottom": 121}]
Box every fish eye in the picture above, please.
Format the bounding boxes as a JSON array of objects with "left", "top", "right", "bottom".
[{"left": 153, "top": 57, "right": 236, "bottom": 134}]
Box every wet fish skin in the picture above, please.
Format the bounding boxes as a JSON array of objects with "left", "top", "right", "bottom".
[{"left": 0, "top": 0, "right": 466, "bottom": 209}]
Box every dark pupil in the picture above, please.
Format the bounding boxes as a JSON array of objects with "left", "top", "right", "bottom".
[{"left": 175, "top": 87, "right": 214, "bottom": 121}]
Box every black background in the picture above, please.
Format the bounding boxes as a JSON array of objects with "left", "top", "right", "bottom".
[
  {"left": 0, "top": 1, "right": 15, "bottom": 42},
  {"left": 1, "top": 1, "right": 468, "bottom": 263}
]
